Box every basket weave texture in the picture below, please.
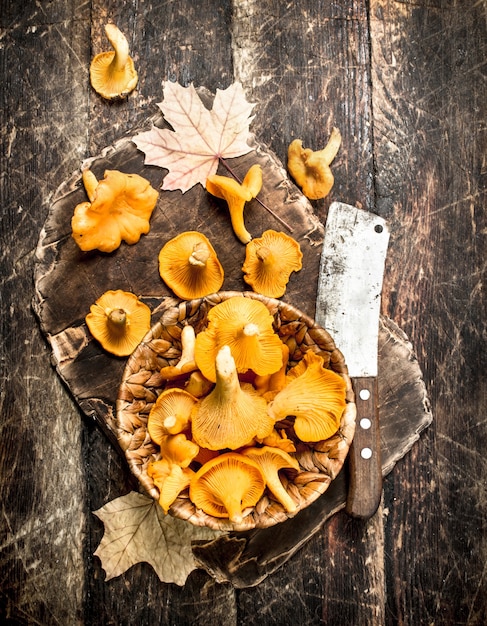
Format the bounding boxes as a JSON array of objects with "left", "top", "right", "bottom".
[{"left": 116, "top": 291, "right": 356, "bottom": 531}]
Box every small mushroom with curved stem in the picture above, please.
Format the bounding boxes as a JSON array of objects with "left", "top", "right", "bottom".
[
  {"left": 241, "top": 446, "right": 300, "bottom": 514},
  {"left": 89, "top": 24, "right": 138, "bottom": 100},
  {"left": 189, "top": 452, "right": 265, "bottom": 523},
  {"left": 194, "top": 296, "right": 284, "bottom": 383},
  {"left": 287, "top": 127, "right": 342, "bottom": 200},
  {"left": 206, "top": 164, "right": 262, "bottom": 244},
  {"left": 71, "top": 169, "right": 159, "bottom": 253},
  {"left": 85, "top": 289, "right": 151, "bottom": 357},
  {"left": 242, "top": 230, "right": 303, "bottom": 298},
  {"left": 191, "top": 345, "right": 275, "bottom": 451},
  {"left": 148, "top": 387, "right": 198, "bottom": 441},
  {"left": 159, "top": 325, "right": 198, "bottom": 381},
  {"left": 158, "top": 231, "right": 224, "bottom": 300},
  {"left": 267, "top": 350, "right": 347, "bottom": 442}
]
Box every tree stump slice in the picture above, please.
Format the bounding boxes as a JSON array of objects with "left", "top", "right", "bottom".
[{"left": 33, "top": 110, "right": 432, "bottom": 587}]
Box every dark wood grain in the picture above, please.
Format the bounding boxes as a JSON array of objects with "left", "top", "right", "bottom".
[{"left": 1, "top": 0, "right": 485, "bottom": 624}]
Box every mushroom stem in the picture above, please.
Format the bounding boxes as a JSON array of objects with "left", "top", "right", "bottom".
[
  {"left": 243, "top": 323, "right": 260, "bottom": 337},
  {"left": 177, "top": 325, "right": 196, "bottom": 369},
  {"left": 189, "top": 242, "right": 210, "bottom": 267},
  {"left": 107, "top": 308, "right": 127, "bottom": 327},
  {"left": 105, "top": 23, "right": 130, "bottom": 73},
  {"left": 318, "top": 127, "right": 342, "bottom": 165},
  {"left": 221, "top": 494, "right": 244, "bottom": 524},
  {"left": 82, "top": 169, "right": 99, "bottom": 203},
  {"left": 256, "top": 246, "right": 273, "bottom": 264},
  {"left": 264, "top": 474, "right": 297, "bottom": 513}
]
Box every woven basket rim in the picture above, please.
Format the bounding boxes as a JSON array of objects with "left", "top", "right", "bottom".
[{"left": 116, "top": 290, "right": 356, "bottom": 531}]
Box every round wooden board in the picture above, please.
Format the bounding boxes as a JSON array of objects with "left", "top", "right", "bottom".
[
  {"left": 33, "top": 112, "right": 432, "bottom": 586},
  {"left": 34, "top": 111, "right": 324, "bottom": 446}
]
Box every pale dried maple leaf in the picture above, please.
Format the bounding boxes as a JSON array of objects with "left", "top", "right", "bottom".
[
  {"left": 93, "top": 491, "right": 222, "bottom": 585},
  {"left": 132, "top": 81, "right": 255, "bottom": 193}
]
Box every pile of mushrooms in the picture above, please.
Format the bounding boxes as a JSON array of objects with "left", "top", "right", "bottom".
[{"left": 145, "top": 296, "right": 347, "bottom": 524}]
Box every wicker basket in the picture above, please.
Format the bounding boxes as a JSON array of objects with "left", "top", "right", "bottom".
[{"left": 116, "top": 291, "right": 356, "bottom": 531}]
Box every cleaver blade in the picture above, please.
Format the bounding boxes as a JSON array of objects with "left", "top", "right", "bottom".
[{"left": 316, "top": 202, "right": 390, "bottom": 519}]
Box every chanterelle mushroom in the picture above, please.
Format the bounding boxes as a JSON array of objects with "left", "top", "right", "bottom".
[
  {"left": 242, "top": 230, "right": 303, "bottom": 298},
  {"left": 85, "top": 289, "right": 151, "bottom": 357},
  {"left": 158, "top": 231, "right": 224, "bottom": 300},
  {"left": 71, "top": 169, "right": 159, "bottom": 253},
  {"left": 159, "top": 325, "right": 198, "bottom": 380},
  {"left": 206, "top": 164, "right": 262, "bottom": 244},
  {"left": 194, "top": 296, "right": 284, "bottom": 383},
  {"left": 148, "top": 387, "right": 198, "bottom": 440},
  {"left": 191, "top": 345, "right": 275, "bottom": 450},
  {"left": 89, "top": 24, "right": 138, "bottom": 100},
  {"left": 189, "top": 452, "right": 265, "bottom": 523},
  {"left": 287, "top": 127, "right": 341, "bottom": 200},
  {"left": 148, "top": 459, "right": 194, "bottom": 514},
  {"left": 267, "top": 350, "right": 347, "bottom": 442},
  {"left": 241, "top": 446, "right": 299, "bottom": 513}
]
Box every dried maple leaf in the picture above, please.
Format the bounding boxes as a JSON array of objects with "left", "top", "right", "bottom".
[
  {"left": 93, "top": 491, "right": 222, "bottom": 585},
  {"left": 133, "top": 81, "right": 255, "bottom": 193}
]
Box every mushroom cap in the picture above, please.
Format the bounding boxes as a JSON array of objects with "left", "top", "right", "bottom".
[
  {"left": 287, "top": 128, "right": 341, "bottom": 200},
  {"left": 148, "top": 459, "right": 194, "bottom": 513},
  {"left": 189, "top": 452, "right": 265, "bottom": 523},
  {"left": 148, "top": 388, "right": 198, "bottom": 441},
  {"left": 242, "top": 230, "right": 303, "bottom": 298},
  {"left": 194, "top": 296, "right": 284, "bottom": 382},
  {"left": 267, "top": 350, "right": 347, "bottom": 442},
  {"left": 89, "top": 24, "right": 138, "bottom": 100},
  {"left": 158, "top": 231, "right": 224, "bottom": 300},
  {"left": 85, "top": 289, "right": 151, "bottom": 357},
  {"left": 241, "top": 445, "right": 300, "bottom": 513},
  {"left": 159, "top": 433, "right": 200, "bottom": 468},
  {"left": 191, "top": 345, "right": 275, "bottom": 450},
  {"left": 72, "top": 169, "right": 159, "bottom": 253}
]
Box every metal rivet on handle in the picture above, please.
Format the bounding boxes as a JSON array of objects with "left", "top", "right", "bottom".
[
  {"left": 359, "top": 389, "right": 371, "bottom": 400},
  {"left": 361, "top": 447, "right": 372, "bottom": 459},
  {"left": 360, "top": 418, "right": 372, "bottom": 429}
]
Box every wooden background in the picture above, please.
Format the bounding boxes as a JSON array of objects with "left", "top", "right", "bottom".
[{"left": 1, "top": 0, "right": 485, "bottom": 624}]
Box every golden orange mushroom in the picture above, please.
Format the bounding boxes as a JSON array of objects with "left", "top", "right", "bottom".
[
  {"left": 158, "top": 231, "right": 224, "bottom": 300},
  {"left": 267, "top": 350, "right": 347, "bottom": 442},
  {"left": 287, "top": 127, "right": 341, "bottom": 200},
  {"left": 241, "top": 446, "right": 299, "bottom": 513},
  {"left": 191, "top": 345, "right": 275, "bottom": 451},
  {"left": 242, "top": 230, "right": 303, "bottom": 298},
  {"left": 71, "top": 169, "right": 159, "bottom": 253},
  {"left": 189, "top": 452, "right": 265, "bottom": 523},
  {"left": 159, "top": 325, "right": 198, "bottom": 380},
  {"left": 194, "top": 296, "right": 284, "bottom": 383},
  {"left": 85, "top": 289, "right": 151, "bottom": 357},
  {"left": 89, "top": 24, "right": 138, "bottom": 100},
  {"left": 206, "top": 164, "right": 262, "bottom": 244},
  {"left": 148, "top": 458, "right": 194, "bottom": 513},
  {"left": 159, "top": 433, "right": 200, "bottom": 468},
  {"left": 148, "top": 388, "right": 198, "bottom": 441}
]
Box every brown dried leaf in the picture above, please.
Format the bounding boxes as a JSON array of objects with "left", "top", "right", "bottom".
[
  {"left": 93, "top": 491, "right": 222, "bottom": 585},
  {"left": 133, "top": 81, "right": 255, "bottom": 193}
]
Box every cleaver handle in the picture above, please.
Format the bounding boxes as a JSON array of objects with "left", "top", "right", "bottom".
[{"left": 346, "top": 376, "right": 382, "bottom": 519}]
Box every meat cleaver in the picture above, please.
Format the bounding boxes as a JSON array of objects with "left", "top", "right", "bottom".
[{"left": 315, "top": 202, "right": 390, "bottom": 519}]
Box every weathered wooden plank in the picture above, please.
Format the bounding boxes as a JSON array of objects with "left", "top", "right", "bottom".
[
  {"left": 0, "top": 2, "right": 92, "bottom": 624},
  {"left": 218, "top": 2, "right": 392, "bottom": 623},
  {"left": 82, "top": 1, "right": 241, "bottom": 623},
  {"left": 370, "top": 0, "right": 487, "bottom": 623}
]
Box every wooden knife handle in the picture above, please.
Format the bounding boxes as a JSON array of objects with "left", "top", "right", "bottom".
[{"left": 346, "top": 376, "right": 382, "bottom": 519}]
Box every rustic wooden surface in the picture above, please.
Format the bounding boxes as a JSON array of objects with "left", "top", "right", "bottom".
[{"left": 1, "top": 1, "right": 485, "bottom": 624}]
